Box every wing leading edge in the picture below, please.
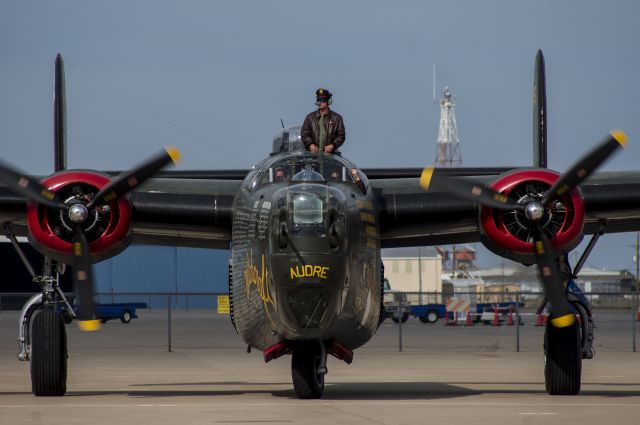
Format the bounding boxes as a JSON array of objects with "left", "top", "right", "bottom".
[{"left": 373, "top": 171, "right": 640, "bottom": 248}]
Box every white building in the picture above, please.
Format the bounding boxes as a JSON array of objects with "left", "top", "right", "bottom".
[{"left": 381, "top": 247, "right": 442, "bottom": 294}]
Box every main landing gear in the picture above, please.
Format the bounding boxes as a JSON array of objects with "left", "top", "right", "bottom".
[
  {"left": 31, "top": 309, "right": 68, "bottom": 396},
  {"left": 540, "top": 224, "right": 602, "bottom": 395},
  {"left": 20, "top": 259, "right": 73, "bottom": 397},
  {"left": 6, "top": 225, "right": 73, "bottom": 396},
  {"left": 18, "top": 263, "right": 73, "bottom": 396},
  {"left": 544, "top": 319, "right": 581, "bottom": 395}
]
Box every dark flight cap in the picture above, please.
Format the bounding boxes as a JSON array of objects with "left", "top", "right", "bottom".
[{"left": 316, "top": 88, "right": 332, "bottom": 100}]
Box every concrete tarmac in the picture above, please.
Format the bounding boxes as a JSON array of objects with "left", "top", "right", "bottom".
[{"left": 1, "top": 311, "right": 640, "bottom": 424}]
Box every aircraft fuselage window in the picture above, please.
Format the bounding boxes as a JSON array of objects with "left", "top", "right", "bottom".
[{"left": 242, "top": 170, "right": 261, "bottom": 193}]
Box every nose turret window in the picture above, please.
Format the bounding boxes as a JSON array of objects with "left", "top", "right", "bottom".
[{"left": 292, "top": 194, "right": 323, "bottom": 225}]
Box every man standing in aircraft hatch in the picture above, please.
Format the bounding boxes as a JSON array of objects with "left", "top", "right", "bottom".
[{"left": 301, "top": 88, "right": 346, "bottom": 154}]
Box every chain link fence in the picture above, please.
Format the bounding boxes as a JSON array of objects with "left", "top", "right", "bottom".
[{"left": 0, "top": 291, "right": 638, "bottom": 354}]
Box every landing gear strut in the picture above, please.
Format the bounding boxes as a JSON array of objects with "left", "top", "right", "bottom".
[{"left": 291, "top": 342, "right": 327, "bottom": 399}]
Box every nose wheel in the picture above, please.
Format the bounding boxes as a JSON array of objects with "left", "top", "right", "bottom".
[{"left": 291, "top": 342, "right": 327, "bottom": 399}]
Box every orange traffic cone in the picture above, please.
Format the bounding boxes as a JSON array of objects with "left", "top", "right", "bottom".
[
  {"left": 492, "top": 306, "right": 501, "bottom": 326},
  {"left": 535, "top": 313, "right": 543, "bottom": 326},
  {"left": 464, "top": 312, "right": 474, "bottom": 326},
  {"left": 506, "top": 306, "right": 514, "bottom": 326}
]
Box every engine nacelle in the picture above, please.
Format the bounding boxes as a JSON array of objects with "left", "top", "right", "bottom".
[
  {"left": 26, "top": 171, "right": 132, "bottom": 263},
  {"left": 480, "top": 169, "right": 585, "bottom": 264}
]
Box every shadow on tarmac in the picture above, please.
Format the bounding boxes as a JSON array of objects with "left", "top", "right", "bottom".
[{"left": 3, "top": 381, "right": 640, "bottom": 400}]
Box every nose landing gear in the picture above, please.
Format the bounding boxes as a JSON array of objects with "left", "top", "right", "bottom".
[{"left": 291, "top": 342, "right": 327, "bottom": 399}]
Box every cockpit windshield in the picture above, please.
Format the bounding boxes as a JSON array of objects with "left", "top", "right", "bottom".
[
  {"left": 291, "top": 169, "right": 325, "bottom": 183},
  {"left": 263, "top": 154, "right": 353, "bottom": 185}
]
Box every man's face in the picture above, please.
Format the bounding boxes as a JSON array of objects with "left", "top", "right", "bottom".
[{"left": 316, "top": 98, "right": 329, "bottom": 110}]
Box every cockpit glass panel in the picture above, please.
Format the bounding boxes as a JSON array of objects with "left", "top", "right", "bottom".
[
  {"left": 242, "top": 170, "right": 261, "bottom": 192},
  {"left": 265, "top": 155, "right": 354, "bottom": 184},
  {"left": 291, "top": 169, "right": 325, "bottom": 182}
]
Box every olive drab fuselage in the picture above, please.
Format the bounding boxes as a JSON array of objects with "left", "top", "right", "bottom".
[{"left": 230, "top": 151, "right": 382, "bottom": 351}]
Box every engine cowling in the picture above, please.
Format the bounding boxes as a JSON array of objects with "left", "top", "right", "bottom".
[
  {"left": 480, "top": 169, "right": 585, "bottom": 264},
  {"left": 26, "top": 171, "right": 132, "bottom": 263}
]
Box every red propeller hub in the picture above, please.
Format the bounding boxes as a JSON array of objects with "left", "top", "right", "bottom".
[
  {"left": 480, "top": 169, "right": 585, "bottom": 264},
  {"left": 26, "top": 171, "right": 132, "bottom": 262}
]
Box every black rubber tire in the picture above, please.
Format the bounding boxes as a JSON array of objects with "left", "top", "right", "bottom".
[
  {"left": 31, "top": 310, "right": 67, "bottom": 396},
  {"left": 544, "top": 320, "right": 581, "bottom": 395},
  {"left": 291, "top": 344, "right": 325, "bottom": 399},
  {"left": 120, "top": 310, "right": 132, "bottom": 324}
]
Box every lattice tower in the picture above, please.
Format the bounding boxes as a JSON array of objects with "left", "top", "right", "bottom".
[{"left": 435, "top": 87, "right": 462, "bottom": 167}]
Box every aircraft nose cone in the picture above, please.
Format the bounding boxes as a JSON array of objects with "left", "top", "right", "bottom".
[{"left": 68, "top": 203, "right": 89, "bottom": 223}]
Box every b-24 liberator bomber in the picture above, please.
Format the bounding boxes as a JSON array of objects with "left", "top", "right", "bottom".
[{"left": 1, "top": 51, "right": 640, "bottom": 399}]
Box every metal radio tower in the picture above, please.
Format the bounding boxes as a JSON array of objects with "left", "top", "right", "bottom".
[{"left": 434, "top": 87, "right": 462, "bottom": 167}]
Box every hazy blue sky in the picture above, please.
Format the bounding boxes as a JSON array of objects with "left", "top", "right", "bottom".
[{"left": 1, "top": 1, "right": 639, "bottom": 271}]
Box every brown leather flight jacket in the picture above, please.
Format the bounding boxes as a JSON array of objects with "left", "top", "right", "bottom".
[{"left": 301, "top": 109, "right": 346, "bottom": 151}]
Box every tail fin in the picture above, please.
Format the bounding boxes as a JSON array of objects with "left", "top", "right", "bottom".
[
  {"left": 54, "top": 54, "right": 67, "bottom": 172},
  {"left": 533, "top": 49, "right": 547, "bottom": 168}
]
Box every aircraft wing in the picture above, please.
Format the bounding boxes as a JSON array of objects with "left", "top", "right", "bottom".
[
  {"left": 0, "top": 178, "right": 241, "bottom": 250},
  {"left": 372, "top": 170, "right": 640, "bottom": 249}
]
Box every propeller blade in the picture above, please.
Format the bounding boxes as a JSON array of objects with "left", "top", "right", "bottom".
[
  {"left": 87, "top": 146, "right": 181, "bottom": 209},
  {"left": 533, "top": 49, "right": 547, "bottom": 168},
  {"left": 0, "top": 161, "right": 67, "bottom": 209},
  {"left": 71, "top": 225, "right": 101, "bottom": 331},
  {"left": 54, "top": 53, "right": 67, "bottom": 172},
  {"left": 532, "top": 224, "right": 575, "bottom": 328},
  {"left": 420, "top": 167, "right": 523, "bottom": 211},
  {"left": 542, "top": 130, "right": 627, "bottom": 205}
]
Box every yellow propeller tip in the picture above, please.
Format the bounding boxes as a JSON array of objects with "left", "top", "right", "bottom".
[
  {"left": 550, "top": 314, "right": 575, "bottom": 328},
  {"left": 611, "top": 130, "right": 628, "bottom": 147},
  {"left": 165, "top": 146, "right": 182, "bottom": 164},
  {"left": 77, "top": 319, "right": 102, "bottom": 332},
  {"left": 420, "top": 167, "right": 435, "bottom": 190}
]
